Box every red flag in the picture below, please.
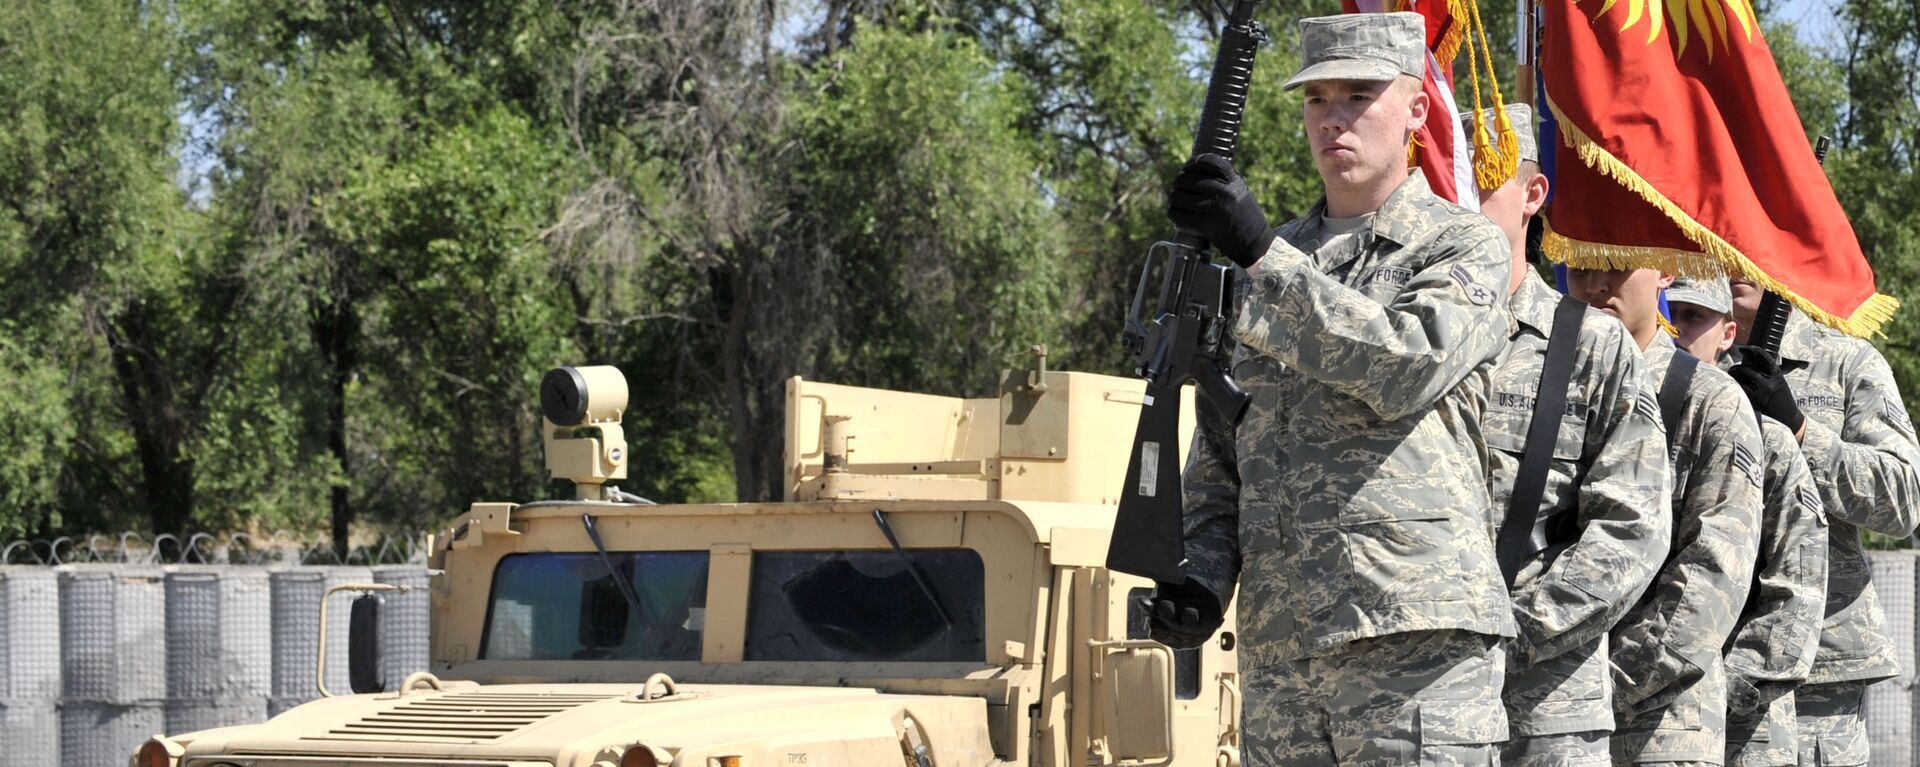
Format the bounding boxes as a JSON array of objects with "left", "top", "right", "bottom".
[
  {"left": 1541, "top": 0, "right": 1895, "bottom": 335},
  {"left": 1344, "top": 0, "right": 1474, "bottom": 208}
]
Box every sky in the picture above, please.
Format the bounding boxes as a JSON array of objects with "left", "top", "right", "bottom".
[{"left": 1773, "top": 0, "right": 1844, "bottom": 49}]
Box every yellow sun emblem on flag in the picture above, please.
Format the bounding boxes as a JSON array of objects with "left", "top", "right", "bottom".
[{"left": 1586, "top": 0, "right": 1759, "bottom": 60}]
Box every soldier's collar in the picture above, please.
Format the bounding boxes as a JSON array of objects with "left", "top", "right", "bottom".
[
  {"left": 1641, "top": 332, "right": 1676, "bottom": 364},
  {"left": 1507, "top": 273, "right": 1560, "bottom": 337},
  {"left": 1302, "top": 174, "right": 1432, "bottom": 249},
  {"left": 1368, "top": 174, "right": 1433, "bottom": 247}
]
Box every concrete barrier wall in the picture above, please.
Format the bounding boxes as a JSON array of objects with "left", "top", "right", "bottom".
[
  {"left": 165, "top": 566, "right": 271, "bottom": 734},
  {"left": 1867, "top": 551, "right": 1916, "bottom": 767},
  {"left": 0, "top": 565, "right": 430, "bottom": 767},
  {"left": 0, "top": 568, "right": 59, "bottom": 767},
  {"left": 58, "top": 566, "right": 168, "bottom": 767}
]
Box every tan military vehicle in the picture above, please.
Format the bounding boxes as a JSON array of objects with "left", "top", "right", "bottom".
[{"left": 134, "top": 355, "right": 1242, "bottom": 767}]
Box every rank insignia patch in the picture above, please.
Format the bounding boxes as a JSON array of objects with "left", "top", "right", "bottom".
[{"left": 1732, "top": 442, "right": 1762, "bottom": 488}]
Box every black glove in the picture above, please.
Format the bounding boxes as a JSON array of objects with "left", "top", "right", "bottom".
[
  {"left": 1727, "top": 346, "right": 1805, "bottom": 433},
  {"left": 1140, "top": 578, "right": 1225, "bottom": 649},
  {"left": 1167, "top": 153, "right": 1275, "bottom": 270}
]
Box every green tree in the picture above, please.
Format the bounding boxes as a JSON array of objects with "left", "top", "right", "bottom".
[
  {"left": 180, "top": 0, "right": 588, "bottom": 546},
  {"left": 0, "top": 0, "right": 205, "bottom": 535},
  {"left": 787, "top": 24, "right": 1068, "bottom": 394},
  {"left": 330, "top": 107, "right": 574, "bottom": 522}
]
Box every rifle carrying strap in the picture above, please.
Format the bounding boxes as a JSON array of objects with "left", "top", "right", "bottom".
[
  {"left": 1659, "top": 349, "right": 1700, "bottom": 449},
  {"left": 1498, "top": 296, "right": 1587, "bottom": 585}
]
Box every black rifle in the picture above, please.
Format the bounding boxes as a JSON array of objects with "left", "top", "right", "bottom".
[
  {"left": 1745, "top": 135, "right": 1830, "bottom": 363},
  {"left": 1106, "top": 0, "right": 1264, "bottom": 582}
]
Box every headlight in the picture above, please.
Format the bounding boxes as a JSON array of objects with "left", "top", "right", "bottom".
[
  {"left": 620, "top": 745, "right": 662, "bottom": 767},
  {"left": 133, "top": 738, "right": 182, "bottom": 767}
]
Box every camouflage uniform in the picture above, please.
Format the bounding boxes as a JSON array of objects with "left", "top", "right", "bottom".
[
  {"left": 1609, "top": 340, "right": 1764, "bottom": 765},
  {"left": 1242, "top": 631, "right": 1506, "bottom": 766},
  {"left": 1793, "top": 684, "right": 1868, "bottom": 767},
  {"left": 1720, "top": 415, "right": 1829, "bottom": 767},
  {"left": 1182, "top": 168, "right": 1516, "bottom": 762},
  {"left": 1664, "top": 277, "right": 1831, "bottom": 767},
  {"left": 1483, "top": 274, "right": 1672, "bottom": 767},
  {"left": 1773, "top": 312, "right": 1920, "bottom": 766}
]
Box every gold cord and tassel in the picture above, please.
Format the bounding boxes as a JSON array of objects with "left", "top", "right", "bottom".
[
  {"left": 1658, "top": 315, "right": 1680, "bottom": 338},
  {"left": 1461, "top": 0, "right": 1519, "bottom": 189}
]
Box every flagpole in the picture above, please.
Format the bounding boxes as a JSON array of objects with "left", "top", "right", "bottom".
[{"left": 1516, "top": 0, "right": 1534, "bottom": 105}]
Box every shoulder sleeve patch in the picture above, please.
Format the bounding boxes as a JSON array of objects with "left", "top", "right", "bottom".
[
  {"left": 1450, "top": 264, "right": 1497, "bottom": 306},
  {"left": 1799, "top": 485, "right": 1825, "bottom": 515},
  {"left": 1634, "top": 389, "right": 1662, "bottom": 424},
  {"left": 1885, "top": 399, "right": 1915, "bottom": 436},
  {"left": 1732, "top": 442, "right": 1762, "bottom": 488}
]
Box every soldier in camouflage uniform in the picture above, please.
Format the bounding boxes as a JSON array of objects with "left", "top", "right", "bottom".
[
  {"left": 1466, "top": 104, "right": 1673, "bottom": 767},
  {"left": 1725, "top": 279, "right": 1920, "bottom": 766},
  {"left": 1564, "top": 267, "right": 1764, "bottom": 766},
  {"left": 1150, "top": 12, "right": 1517, "bottom": 765},
  {"left": 1668, "top": 277, "right": 1829, "bottom": 767}
]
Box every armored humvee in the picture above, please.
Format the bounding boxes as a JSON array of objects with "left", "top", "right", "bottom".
[{"left": 134, "top": 355, "right": 1242, "bottom": 767}]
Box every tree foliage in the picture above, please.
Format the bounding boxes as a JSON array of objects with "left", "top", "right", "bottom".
[{"left": 0, "top": 0, "right": 1913, "bottom": 549}]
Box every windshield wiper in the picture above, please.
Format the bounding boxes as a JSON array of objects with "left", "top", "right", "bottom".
[
  {"left": 580, "top": 513, "right": 647, "bottom": 629},
  {"left": 869, "top": 509, "right": 953, "bottom": 628}
]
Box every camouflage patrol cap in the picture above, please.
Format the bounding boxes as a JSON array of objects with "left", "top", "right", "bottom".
[
  {"left": 1284, "top": 13, "right": 1427, "bottom": 92},
  {"left": 1667, "top": 275, "right": 1733, "bottom": 316},
  {"left": 1464, "top": 104, "right": 1540, "bottom": 164}
]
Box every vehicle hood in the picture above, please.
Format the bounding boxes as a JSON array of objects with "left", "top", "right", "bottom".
[{"left": 177, "top": 682, "right": 993, "bottom": 766}]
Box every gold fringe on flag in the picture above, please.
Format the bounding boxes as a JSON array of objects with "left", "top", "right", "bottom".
[
  {"left": 1398, "top": 0, "right": 1468, "bottom": 70},
  {"left": 1541, "top": 96, "right": 1900, "bottom": 338},
  {"left": 1435, "top": 13, "right": 1467, "bottom": 71},
  {"left": 1541, "top": 221, "right": 1723, "bottom": 277}
]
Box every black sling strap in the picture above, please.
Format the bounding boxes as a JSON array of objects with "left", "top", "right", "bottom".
[
  {"left": 1498, "top": 296, "right": 1588, "bottom": 585},
  {"left": 1659, "top": 349, "right": 1700, "bottom": 449}
]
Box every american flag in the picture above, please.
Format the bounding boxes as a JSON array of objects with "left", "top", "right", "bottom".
[{"left": 1341, "top": 0, "right": 1476, "bottom": 210}]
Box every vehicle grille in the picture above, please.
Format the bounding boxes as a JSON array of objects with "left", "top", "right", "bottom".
[{"left": 302, "top": 691, "right": 620, "bottom": 744}]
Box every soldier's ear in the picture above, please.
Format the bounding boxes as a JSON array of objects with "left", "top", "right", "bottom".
[
  {"left": 1521, "top": 170, "right": 1549, "bottom": 217},
  {"left": 1717, "top": 317, "right": 1739, "bottom": 356}
]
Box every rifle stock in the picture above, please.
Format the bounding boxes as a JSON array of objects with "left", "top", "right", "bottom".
[
  {"left": 1107, "top": 1, "right": 1263, "bottom": 582},
  {"left": 1748, "top": 291, "right": 1791, "bottom": 358}
]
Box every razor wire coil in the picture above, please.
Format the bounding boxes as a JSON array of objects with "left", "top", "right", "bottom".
[{"left": 0, "top": 530, "right": 430, "bottom": 566}]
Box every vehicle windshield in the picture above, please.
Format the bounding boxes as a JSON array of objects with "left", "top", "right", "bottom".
[
  {"left": 481, "top": 551, "right": 709, "bottom": 661},
  {"left": 744, "top": 549, "right": 985, "bottom": 662},
  {"left": 477, "top": 548, "right": 988, "bottom": 664}
]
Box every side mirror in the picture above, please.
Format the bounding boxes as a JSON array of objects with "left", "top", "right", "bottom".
[
  {"left": 1090, "top": 639, "right": 1174, "bottom": 767},
  {"left": 348, "top": 595, "right": 384, "bottom": 694}
]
